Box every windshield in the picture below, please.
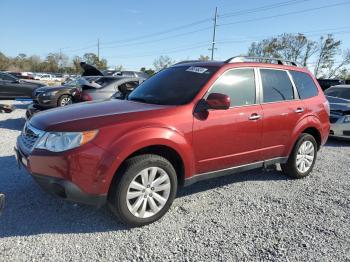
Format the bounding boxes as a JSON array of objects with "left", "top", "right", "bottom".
[{"left": 128, "top": 66, "right": 219, "bottom": 105}]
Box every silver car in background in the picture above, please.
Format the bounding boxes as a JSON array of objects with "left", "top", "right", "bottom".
[{"left": 325, "top": 85, "right": 350, "bottom": 139}]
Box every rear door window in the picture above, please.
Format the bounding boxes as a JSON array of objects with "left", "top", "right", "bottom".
[
  {"left": 260, "top": 69, "right": 294, "bottom": 103},
  {"left": 207, "top": 68, "right": 256, "bottom": 107},
  {"left": 290, "top": 71, "right": 318, "bottom": 99}
]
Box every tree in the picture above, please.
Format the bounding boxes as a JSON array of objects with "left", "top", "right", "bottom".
[
  {"left": 248, "top": 33, "right": 317, "bottom": 66},
  {"left": 82, "top": 53, "right": 107, "bottom": 70},
  {"left": 72, "top": 56, "right": 82, "bottom": 73},
  {"left": 115, "top": 65, "right": 124, "bottom": 71},
  {"left": 153, "top": 56, "right": 174, "bottom": 71},
  {"left": 0, "top": 52, "right": 10, "bottom": 70},
  {"left": 198, "top": 55, "right": 210, "bottom": 61},
  {"left": 247, "top": 33, "right": 350, "bottom": 78},
  {"left": 140, "top": 67, "right": 155, "bottom": 76},
  {"left": 313, "top": 35, "right": 342, "bottom": 78}
]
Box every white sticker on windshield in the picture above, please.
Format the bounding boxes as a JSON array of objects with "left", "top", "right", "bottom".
[{"left": 186, "top": 66, "right": 208, "bottom": 74}]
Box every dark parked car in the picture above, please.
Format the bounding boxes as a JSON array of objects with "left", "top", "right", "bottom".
[
  {"left": 317, "top": 79, "right": 344, "bottom": 91},
  {"left": 325, "top": 85, "right": 350, "bottom": 139},
  {"left": 26, "top": 76, "right": 144, "bottom": 119},
  {"left": 0, "top": 72, "right": 45, "bottom": 99}
]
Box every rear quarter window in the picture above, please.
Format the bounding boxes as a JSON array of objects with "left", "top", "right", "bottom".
[{"left": 290, "top": 71, "right": 319, "bottom": 99}]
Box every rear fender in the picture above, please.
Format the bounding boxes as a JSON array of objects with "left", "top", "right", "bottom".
[{"left": 285, "top": 115, "right": 323, "bottom": 156}]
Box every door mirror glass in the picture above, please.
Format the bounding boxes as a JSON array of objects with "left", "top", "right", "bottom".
[{"left": 206, "top": 93, "right": 230, "bottom": 110}]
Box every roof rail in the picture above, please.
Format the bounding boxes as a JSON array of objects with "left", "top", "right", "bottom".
[
  {"left": 224, "top": 56, "right": 299, "bottom": 67},
  {"left": 173, "top": 60, "right": 202, "bottom": 65}
]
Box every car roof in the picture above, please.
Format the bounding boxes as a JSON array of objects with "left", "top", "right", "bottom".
[{"left": 171, "top": 59, "right": 309, "bottom": 73}]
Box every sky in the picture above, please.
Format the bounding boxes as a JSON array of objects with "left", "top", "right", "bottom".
[{"left": 1, "top": 0, "right": 350, "bottom": 70}]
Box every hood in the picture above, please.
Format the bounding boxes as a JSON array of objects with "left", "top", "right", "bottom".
[
  {"left": 22, "top": 80, "right": 45, "bottom": 87},
  {"left": 80, "top": 62, "right": 104, "bottom": 76},
  {"left": 30, "top": 99, "right": 170, "bottom": 131},
  {"left": 35, "top": 85, "right": 75, "bottom": 93}
]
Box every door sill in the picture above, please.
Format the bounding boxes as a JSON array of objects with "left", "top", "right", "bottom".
[{"left": 184, "top": 157, "right": 288, "bottom": 186}]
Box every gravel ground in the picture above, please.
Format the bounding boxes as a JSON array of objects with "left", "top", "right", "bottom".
[{"left": 0, "top": 100, "right": 349, "bottom": 261}]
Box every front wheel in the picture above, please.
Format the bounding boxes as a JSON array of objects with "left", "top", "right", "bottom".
[
  {"left": 281, "top": 133, "right": 317, "bottom": 179},
  {"left": 108, "top": 154, "right": 177, "bottom": 226},
  {"left": 57, "top": 95, "right": 73, "bottom": 107}
]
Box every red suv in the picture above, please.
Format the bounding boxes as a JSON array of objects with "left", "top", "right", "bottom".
[{"left": 15, "top": 57, "right": 330, "bottom": 226}]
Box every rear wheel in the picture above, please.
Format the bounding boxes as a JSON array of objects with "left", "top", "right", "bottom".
[
  {"left": 57, "top": 95, "right": 72, "bottom": 107},
  {"left": 108, "top": 154, "right": 177, "bottom": 226},
  {"left": 281, "top": 133, "right": 317, "bottom": 178}
]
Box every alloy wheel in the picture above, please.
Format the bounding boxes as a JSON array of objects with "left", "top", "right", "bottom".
[
  {"left": 60, "top": 97, "right": 72, "bottom": 106},
  {"left": 296, "top": 140, "right": 315, "bottom": 173},
  {"left": 126, "top": 167, "right": 171, "bottom": 218}
]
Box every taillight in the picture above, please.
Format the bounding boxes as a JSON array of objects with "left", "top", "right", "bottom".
[
  {"left": 82, "top": 92, "right": 93, "bottom": 101},
  {"left": 323, "top": 100, "right": 330, "bottom": 116}
]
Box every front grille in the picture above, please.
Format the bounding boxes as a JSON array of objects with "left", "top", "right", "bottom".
[
  {"left": 20, "top": 123, "right": 45, "bottom": 152},
  {"left": 330, "top": 116, "right": 339, "bottom": 123},
  {"left": 343, "top": 131, "right": 350, "bottom": 136}
]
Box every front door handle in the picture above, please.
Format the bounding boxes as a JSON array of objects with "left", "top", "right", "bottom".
[
  {"left": 295, "top": 108, "right": 304, "bottom": 113},
  {"left": 249, "top": 113, "right": 261, "bottom": 120}
]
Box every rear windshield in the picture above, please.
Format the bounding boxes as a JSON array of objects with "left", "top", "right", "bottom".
[
  {"left": 128, "top": 66, "right": 219, "bottom": 105},
  {"left": 325, "top": 87, "right": 350, "bottom": 100}
]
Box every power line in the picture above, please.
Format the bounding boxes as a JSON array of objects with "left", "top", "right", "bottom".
[
  {"left": 62, "top": 0, "right": 316, "bottom": 52},
  {"left": 97, "top": 39, "right": 100, "bottom": 59},
  {"left": 56, "top": 0, "right": 350, "bottom": 58},
  {"left": 100, "top": 26, "right": 212, "bottom": 49},
  {"left": 220, "top": 0, "right": 311, "bottom": 18},
  {"left": 106, "top": 30, "right": 350, "bottom": 60},
  {"left": 220, "top": 1, "right": 350, "bottom": 27},
  {"left": 101, "top": 18, "right": 212, "bottom": 46}
]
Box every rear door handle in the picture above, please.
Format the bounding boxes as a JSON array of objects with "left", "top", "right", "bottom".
[
  {"left": 249, "top": 113, "right": 261, "bottom": 120},
  {"left": 295, "top": 108, "right": 304, "bottom": 113}
]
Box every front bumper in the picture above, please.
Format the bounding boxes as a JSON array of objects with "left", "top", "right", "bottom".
[
  {"left": 33, "top": 95, "right": 57, "bottom": 108},
  {"left": 329, "top": 122, "right": 350, "bottom": 139},
  {"left": 329, "top": 114, "right": 350, "bottom": 139},
  {"left": 32, "top": 174, "right": 106, "bottom": 206},
  {"left": 14, "top": 139, "right": 114, "bottom": 207}
]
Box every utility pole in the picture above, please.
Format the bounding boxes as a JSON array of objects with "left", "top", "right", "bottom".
[
  {"left": 97, "top": 38, "right": 100, "bottom": 60},
  {"left": 59, "top": 48, "right": 62, "bottom": 69},
  {"left": 209, "top": 7, "right": 218, "bottom": 61}
]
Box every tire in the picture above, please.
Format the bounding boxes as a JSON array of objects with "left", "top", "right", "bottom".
[
  {"left": 281, "top": 133, "right": 317, "bottom": 179},
  {"left": 57, "top": 95, "right": 73, "bottom": 107},
  {"left": 108, "top": 154, "right": 178, "bottom": 227}
]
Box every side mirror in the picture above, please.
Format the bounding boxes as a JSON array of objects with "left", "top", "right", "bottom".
[{"left": 206, "top": 93, "right": 230, "bottom": 110}]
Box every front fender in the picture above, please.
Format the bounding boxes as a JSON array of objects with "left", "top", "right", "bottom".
[{"left": 99, "top": 126, "right": 195, "bottom": 188}]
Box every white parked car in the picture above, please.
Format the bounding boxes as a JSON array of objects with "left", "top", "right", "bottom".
[
  {"left": 33, "top": 73, "right": 43, "bottom": 80},
  {"left": 39, "top": 74, "right": 53, "bottom": 81},
  {"left": 52, "top": 74, "right": 63, "bottom": 82}
]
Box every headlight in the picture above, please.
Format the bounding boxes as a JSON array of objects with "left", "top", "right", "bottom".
[
  {"left": 344, "top": 115, "right": 350, "bottom": 123},
  {"left": 35, "top": 130, "right": 98, "bottom": 152},
  {"left": 41, "top": 91, "right": 55, "bottom": 97}
]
